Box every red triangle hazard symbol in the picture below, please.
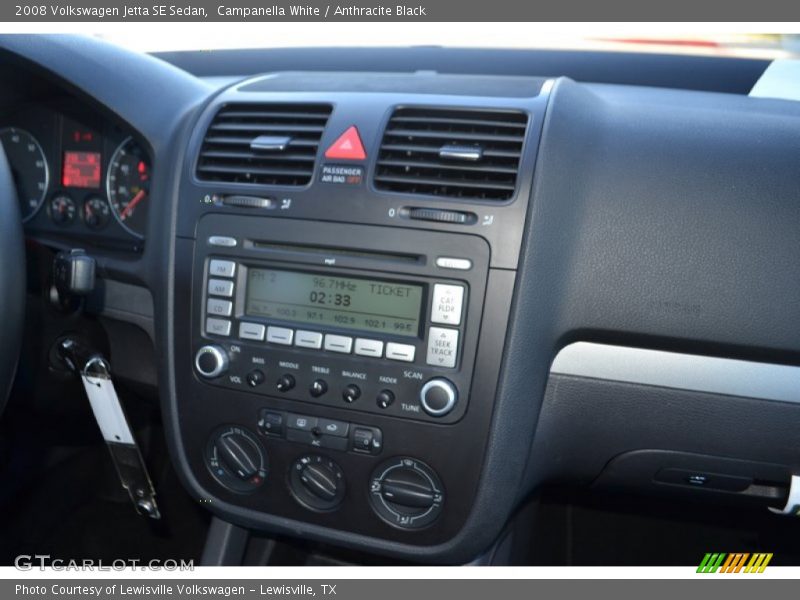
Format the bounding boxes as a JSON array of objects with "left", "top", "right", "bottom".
[{"left": 324, "top": 126, "right": 366, "bottom": 160}]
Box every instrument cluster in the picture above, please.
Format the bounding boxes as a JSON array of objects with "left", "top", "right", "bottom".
[{"left": 0, "top": 100, "right": 152, "bottom": 249}]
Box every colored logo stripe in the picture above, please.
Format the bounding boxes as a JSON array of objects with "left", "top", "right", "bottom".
[{"left": 697, "top": 553, "right": 773, "bottom": 573}]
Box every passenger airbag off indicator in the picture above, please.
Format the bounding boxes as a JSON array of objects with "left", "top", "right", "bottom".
[{"left": 320, "top": 164, "right": 365, "bottom": 185}]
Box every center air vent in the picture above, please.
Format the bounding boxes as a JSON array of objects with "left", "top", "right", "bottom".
[
  {"left": 196, "top": 103, "right": 332, "bottom": 186},
  {"left": 374, "top": 107, "right": 528, "bottom": 201}
]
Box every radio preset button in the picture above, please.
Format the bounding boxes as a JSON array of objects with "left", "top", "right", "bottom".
[
  {"left": 385, "top": 343, "right": 415, "bottom": 362},
  {"left": 205, "top": 317, "right": 232, "bottom": 337},
  {"left": 209, "top": 259, "right": 236, "bottom": 278},
  {"left": 267, "top": 326, "right": 294, "bottom": 345},
  {"left": 276, "top": 374, "right": 296, "bottom": 392},
  {"left": 208, "top": 278, "right": 234, "bottom": 297},
  {"left": 208, "top": 236, "right": 237, "bottom": 248},
  {"left": 430, "top": 283, "right": 464, "bottom": 326},
  {"left": 354, "top": 338, "right": 384, "bottom": 358},
  {"left": 295, "top": 330, "right": 323, "bottom": 349},
  {"left": 324, "top": 334, "right": 353, "bottom": 354},
  {"left": 310, "top": 379, "right": 328, "bottom": 398},
  {"left": 342, "top": 384, "right": 361, "bottom": 404},
  {"left": 207, "top": 298, "right": 233, "bottom": 317},
  {"left": 426, "top": 327, "right": 459, "bottom": 369},
  {"left": 239, "top": 322, "right": 266, "bottom": 341}
]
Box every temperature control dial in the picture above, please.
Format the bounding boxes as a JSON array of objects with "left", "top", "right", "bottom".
[
  {"left": 288, "top": 454, "right": 345, "bottom": 512},
  {"left": 369, "top": 457, "right": 444, "bottom": 529},
  {"left": 205, "top": 426, "right": 268, "bottom": 493}
]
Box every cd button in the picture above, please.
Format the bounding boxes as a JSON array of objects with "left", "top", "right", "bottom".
[
  {"left": 267, "top": 326, "right": 294, "bottom": 345},
  {"left": 385, "top": 343, "right": 415, "bottom": 362},
  {"left": 207, "top": 298, "right": 233, "bottom": 317},
  {"left": 324, "top": 334, "right": 353, "bottom": 354},
  {"left": 209, "top": 259, "right": 236, "bottom": 278}
]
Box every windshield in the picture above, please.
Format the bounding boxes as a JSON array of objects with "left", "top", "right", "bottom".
[{"left": 87, "top": 26, "right": 799, "bottom": 59}]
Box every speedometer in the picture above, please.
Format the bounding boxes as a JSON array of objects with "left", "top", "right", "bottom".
[
  {"left": 106, "top": 137, "right": 151, "bottom": 238},
  {"left": 0, "top": 127, "right": 49, "bottom": 222}
]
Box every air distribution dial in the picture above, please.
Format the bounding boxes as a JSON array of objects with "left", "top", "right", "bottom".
[
  {"left": 369, "top": 457, "right": 444, "bottom": 529},
  {"left": 288, "top": 454, "right": 346, "bottom": 511},
  {"left": 205, "top": 426, "right": 268, "bottom": 493}
]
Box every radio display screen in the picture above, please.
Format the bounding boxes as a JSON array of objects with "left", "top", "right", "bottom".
[{"left": 245, "top": 269, "right": 423, "bottom": 337}]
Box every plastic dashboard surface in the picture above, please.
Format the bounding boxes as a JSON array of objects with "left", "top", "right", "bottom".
[{"left": 1, "top": 36, "right": 800, "bottom": 563}]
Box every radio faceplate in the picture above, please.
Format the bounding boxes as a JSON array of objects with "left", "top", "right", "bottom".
[{"left": 192, "top": 215, "right": 490, "bottom": 425}]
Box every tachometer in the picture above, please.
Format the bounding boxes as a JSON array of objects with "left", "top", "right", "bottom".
[
  {"left": 0, "top": 127, "right": 49, "bottom": 222},
  {"left": 106, "top": 137, "right": 150, "bottom": 238}
]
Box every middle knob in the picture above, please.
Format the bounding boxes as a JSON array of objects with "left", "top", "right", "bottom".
[{"left": 276, "top": 374, "right": 296, "bottom": 392}]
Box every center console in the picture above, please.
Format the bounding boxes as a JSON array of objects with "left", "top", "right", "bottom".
[{"left": 167, "top": 72, "right": 551, "bottom": 559}]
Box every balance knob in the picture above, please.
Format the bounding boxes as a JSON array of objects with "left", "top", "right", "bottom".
[
  {"left": 194, "top": 345, "right": 229, "bottom": 379},
  {"left": 419, "top": 378, "right": 458, "bottom": 417}
]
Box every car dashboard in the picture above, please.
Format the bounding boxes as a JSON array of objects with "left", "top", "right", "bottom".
[{"left": 1, "top": 35, "right": 799, "bottom": 565}]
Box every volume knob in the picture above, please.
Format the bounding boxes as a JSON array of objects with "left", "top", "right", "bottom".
[
  {"left": 419, "top": 378, "right": 458, "bottom": 417},
  {"left": 195, "top": 345, "right": 229, "bottom": 379}
]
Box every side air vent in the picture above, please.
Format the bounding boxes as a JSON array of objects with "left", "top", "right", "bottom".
[
  {"left": 196, "top": 103, "right": 332, "bottom": 186},
  {"left": 374, "top": 107, "right": 528, "bottom": 201}
]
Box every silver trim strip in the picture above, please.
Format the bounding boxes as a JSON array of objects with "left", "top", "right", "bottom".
[{"left": 550, "top": 342, "right": 800, "bottom": 404}]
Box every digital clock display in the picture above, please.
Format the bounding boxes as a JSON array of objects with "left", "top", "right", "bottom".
[{"left": 245, "top": 269, "right": 423, "bottom": 338}]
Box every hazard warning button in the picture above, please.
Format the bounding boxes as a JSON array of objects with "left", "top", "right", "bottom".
[{"left": 324, "top": 126, "right": 367, "bottom": 160}]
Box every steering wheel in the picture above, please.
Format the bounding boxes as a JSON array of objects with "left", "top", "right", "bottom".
[{"left": 0, "top": 143, "right": 26, "bottom": 416}]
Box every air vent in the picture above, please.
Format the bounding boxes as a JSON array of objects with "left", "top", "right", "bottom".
[
  {"left": 196, "top": 103, "right": 332, "bottom": 186},
  {"left": 374, "top": 107, "right": 528, "bottom": 201}
]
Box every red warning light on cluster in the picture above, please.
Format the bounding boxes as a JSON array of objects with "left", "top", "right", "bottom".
[{"left": 62, "top": 151, "right": 101, "bottom": 189}]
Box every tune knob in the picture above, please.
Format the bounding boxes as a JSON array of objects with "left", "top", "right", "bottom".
[
  {"left": 369, "top": 457, "right": 444, "bottom": 529},
  {"left": 194, "top": 345, "right": 229, "bottom": 379},
  {"left": 289, "top": 454, "right": 345, "bottom": 512},
  {"left": 419, "top": 378, "right": 458, "bottom": 416}
]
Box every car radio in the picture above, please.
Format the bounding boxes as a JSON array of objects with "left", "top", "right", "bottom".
[{"left": 191, "top": 214, "right": 490, "bottom": 425}]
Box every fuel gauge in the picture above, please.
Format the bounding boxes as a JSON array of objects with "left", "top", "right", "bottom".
[
  {"left": 83, "top": 196, "right": 111, "bottom": 230},
  {"left": 48, "top": 194, "right": 76, "bottom": 226}
]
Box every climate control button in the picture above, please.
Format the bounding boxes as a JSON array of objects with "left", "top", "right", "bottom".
[
  {"left": 419, "top": 378, "right": 458, "bottom": 416},
  {"left": 194, "top": 345, "right": 229, "bottom": 379}
]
